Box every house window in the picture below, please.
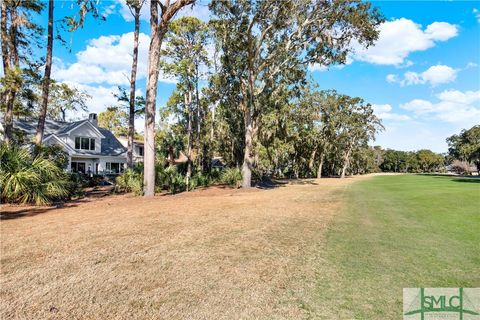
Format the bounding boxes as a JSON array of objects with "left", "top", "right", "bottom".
[
  {"left": 106, "top": 162, "right": 124, "bottom": 174},
  {"left": 71, "top": 162, "right": 86, "bottom": 173},
  {"left": 75, "top": 137, "right": 95, "bottom": 150},
  {"left": 138, "top": 146, "right": 144, "bottom": 156}
]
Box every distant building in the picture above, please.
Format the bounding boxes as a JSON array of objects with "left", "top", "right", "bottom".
[{"left": 0, "top": 113, "right": 143, "bottom": 175}]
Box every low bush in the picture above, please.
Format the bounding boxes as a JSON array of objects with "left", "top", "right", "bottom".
[
  {"left": 220, "top": 167, "right": 242, "bottom": 188},
  {"left": 163, "top": 166, "right": 186, "bottom": 194},
  {"left": 449, "top": 160, "right": 471, "bottom": 175},
  {"left": 115, "top": 168, "right": 143, "bottom": 195},
  {"left": 67, "top": 172, "right": 88, "bottom": 198},
  {"left": 0, "top": 143, "right": 70, "bottom": 205},
  {"left": 115, "top": 164, "right": 227, "bottom": 195},
  {"left": 209, "top": 168, "right": 222, "bottom": 182},
  {"left": 188, "top": 172, "right": 211, "bottom": 191},
  {"left": 33, "top": 144, "right": 69, "bottom": 169}
]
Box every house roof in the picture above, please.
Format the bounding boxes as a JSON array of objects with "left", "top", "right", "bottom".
[
  {"left": 96, "top": 128, "right": 127, "bottom": 156},
  {"left": 116, "top": 136, "right": 144, "bottom": 144},
  {"left": 1, "top": 115, "right": 127, "bottom": 157},
  {"left": 1, "top": 116, "right": 69, "bottom": 136},
  {"left": 56, "top": 119, "right": 106, "bottom": 138},
  {"left": 56, "top": 120, "right": 87, "bottom": 135},
  {"left": 43, "top": 134, "right": 76, "bottom": 154}
]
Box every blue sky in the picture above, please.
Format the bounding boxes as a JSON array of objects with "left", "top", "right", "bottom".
[{"left": 37, "top": 1, "right": 480, "bottom": 152}]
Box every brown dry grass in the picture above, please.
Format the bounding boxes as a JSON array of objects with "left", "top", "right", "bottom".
[{"left": 1, "top": 176, "right": 366, "bottom": 320}]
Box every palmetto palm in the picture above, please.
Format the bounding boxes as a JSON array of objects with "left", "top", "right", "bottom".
[{"left": 0, "top": 143, "right": 69, "bottom": 205}]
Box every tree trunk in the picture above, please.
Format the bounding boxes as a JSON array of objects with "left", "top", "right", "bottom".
[
  {"left": 185, "top": 91, "right": 193, "bottom": 191},
  {"left": 143, "top": 0, "right": 194, "bottom": 197},
  {"left": 195, "top": 64, "right": 201, "bottom": 169},
  {"left": 341, "top": 150, "right": 351, "bottom": 179},
  {"left": 168, "top": 146, "right": 174, "bottom": 167},
  {"left": 143, "top": 1, "right": 162, "bottom": 197},
  {"left": 4, "top": 3, "right": 20, "bottom": 143},
  {"left": 0, "top": 1, "right": 8, "bottom": 73},
  {"left": 35, "top": 0, "right": 54, "bottom": 145},
  {"left": 241, "top": 106, "right": 254, "bottom": 188},
  {"left": 317, "top": 153, "right": 324, "bottom": 179},
  {"left": 340, "top": 163, "right": 347, "bottom": 178},
  {"left": 210, "top": 101, "right": 217, "bottom": 142},
  {"left": 61, "top": 108, "right": 66, "bottom": 122},
  {"left": 1, "top": 1, "right": 13, "bottom": 142},
  {"left": 127, "top": 5, "right": 141, "bottom": 168},
  {"left": 308, "top": 148, "right": 317, "bottom": 177}
]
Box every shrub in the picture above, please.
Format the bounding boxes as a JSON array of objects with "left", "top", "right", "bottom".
[
  {"left": 163, "top": 167, "right": 186, "bottom": 194},
  {"left": 33, "top": 144, "right": 69, "bottom": 169},
  {"left": 67, "top": 172, "right": 88, "bottom": 198},
  {"left": 210, "top": 168, "right": 222, "bottom": 182},
  {"left": 188, "top": 172, "right": 211, "bottom": 191},
  {"left": 115, "top": 168, "right": 143, "bottom": 195},
  {"left": 116, "top": 163, "right": 190, "bottom": 195},
  {"left": 449, "top": 160, "right": 471, "bottom": 175},
  {"left": 0, "top": 143, "right": 70, "bottom": 205},
  {"left": 220, "top": 167, "right": 242, "bottom": 188}
]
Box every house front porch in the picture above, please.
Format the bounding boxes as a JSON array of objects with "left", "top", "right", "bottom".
[{"left": 68, "top": 156, "right": 127, "bottom": 176}]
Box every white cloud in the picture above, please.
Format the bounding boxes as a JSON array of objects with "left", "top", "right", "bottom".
[
  {"left": 53, "top": 32, "right": 175, "bottom": 86},
  {"left": 386, "top": 74, "right": 398, "bottom": 83},
  {"left": 400, "top": 89, "right": 480, "bottom": 126},
  {"left": 63, "top": 83, "right": 121, "bottom": 116},
  {"left": 424, "top": 22, "right": 459, "bottom": 41},
  {"left": 102, "top": 3, "right": 118, "bottom": 18},
  {"left": 394, "top": 65, "right": 458, "bottom": 87},
  {"left": 352, "top": 18, "right": 458, "bottom": 66},
  {"left": 309, "top": 64, "right": 328, "bottom": 72},
  {"left": 374, "top": 121, "right": 455, "bottom": 153},
  {"left": 437, "top": 89, "right": 480, "bottom": 105},
  {"left": 61, "top": 82, "right": 146, "bottom": 133},
  {"left": 420, "top": 65, "right": 457, "bottom": 86},
  {"left": 389, "top": 63, "right": 477, "bottom": 87},
  {"left": 372, "top": 104, "right": 410, "bottom": 121},
  {"left": 474, "top": 8, "right": 480, "bottom": 23},
  {"left": 308, "top": 57, "right": 352, "bottom": 72}
]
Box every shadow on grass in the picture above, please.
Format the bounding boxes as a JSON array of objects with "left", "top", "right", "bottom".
[
  {"left": 450, "top": 177, "right": 480, "bottom": 184},
  {"left": 416, "top": 173, "right": 480, "bottom": 179},
  {"left": 253, "top": 176, "right": 289, "bottom": 189},
  {"left": 287, "top": 179, "right": 319, "bottom": 186},
  {"left": 414, "top": 173, "right": 480, "bottom": 183},
  {"left": 416, "top": 173, "right": 457, "bottom": 177},
  {"left": 0, "top": 199, "right": 90, "bottom": 220}
]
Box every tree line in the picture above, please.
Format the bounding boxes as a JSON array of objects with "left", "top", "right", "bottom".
[
  {"left": 5, "top": 0, "right": 475, "bottom": 202},
  {"left": 1, "top": 0, "right": 387, "bottom": 197},
  {"left": 372, "top": 125, "right": 480, "bottom": 175},
  {"left": 138, "top": 0, "right": 384, "bottom": 194}
]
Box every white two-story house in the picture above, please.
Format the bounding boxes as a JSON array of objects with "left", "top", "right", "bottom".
[
  {"left": 116, "top": 136, "right": 145, "bottom": 164},
  {"left": 1, "top": 113, "right": 144, "bottom": 175}
]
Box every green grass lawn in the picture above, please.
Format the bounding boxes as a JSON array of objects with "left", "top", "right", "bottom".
[{"left": 314, "top": 174, "right": 480, "bottom": 319}]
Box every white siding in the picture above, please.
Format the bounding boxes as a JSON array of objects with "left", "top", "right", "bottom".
[
  {"left": 66, "top": 123, "right": 102, "bottom": 154},
  {"left": 98, "top": 156, "right": 127, "bottom": 175},
  {"left": 70, "top": 157, "right": 96, "bottom": 175}
]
